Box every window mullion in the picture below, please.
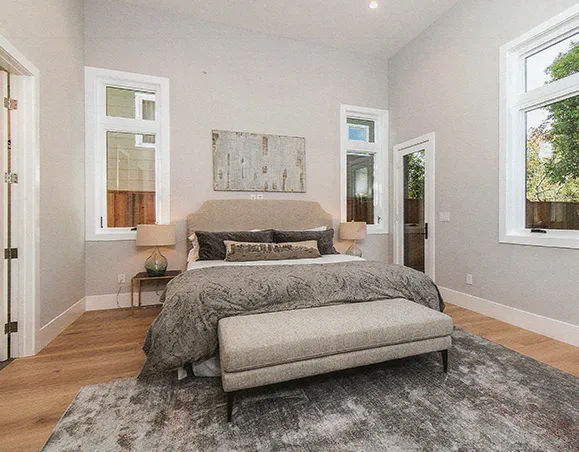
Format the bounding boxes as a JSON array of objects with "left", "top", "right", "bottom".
[
  {"left": 514, "top": 73, "right": 579, "bottom": 110},
  {"left": 99, "top": 117, "right": 159, "bottom": 134}
]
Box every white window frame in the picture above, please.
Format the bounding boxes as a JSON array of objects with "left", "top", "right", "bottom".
[
  {"left": 85, "top": 67, "right": 170, "bottom": 241},
  {"left": 134, "top": 92, "right": 157, "bottom": 148},
  {"left": 340, "top": 104, "right": 388, "bottom": 234},
  {"left": 499, "top": 5, "right": 579, "bottom": 249}
]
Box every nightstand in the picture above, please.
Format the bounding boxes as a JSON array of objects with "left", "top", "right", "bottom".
[{"left": 130, "top": 270, "right": 181, "bottom": 312}]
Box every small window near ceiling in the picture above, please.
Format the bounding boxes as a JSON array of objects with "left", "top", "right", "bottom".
[
  {"left": 85, "top": 67, "right": 170, "bottom": 241},
  {"left": 341, "top": 105, "right": 388, "bottom": 232},
  {"left": 347, "top": 117, "right": 375, "bottom": 142}
]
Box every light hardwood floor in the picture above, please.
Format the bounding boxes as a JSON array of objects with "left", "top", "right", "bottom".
[{"left": 0, "top": 303, "right": 577, "bottom": 452}]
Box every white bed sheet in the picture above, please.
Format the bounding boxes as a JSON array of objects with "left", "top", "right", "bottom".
[{"left": 186, "top": 253, "right": 363, "bottom": 271}]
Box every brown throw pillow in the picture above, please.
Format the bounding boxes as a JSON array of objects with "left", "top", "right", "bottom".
[
  {"left": 224, "top": 240, "right": 321, "bottom": 262},
  {"left": 272, "top": 229, "right": 338, "bottom": 255},
  {"left": 196, "top": 230, "right": 274, "bottom": 260}
]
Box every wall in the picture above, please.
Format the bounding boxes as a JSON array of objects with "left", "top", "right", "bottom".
[
  {"left": 388, "top": 0, "right": 579, "bottom": 325},
  {"left": 0, "top": 0, "right": 86, "bottom": 327},
  {"left": 84, "top": 0, "right": 390, "bottom": 298}
]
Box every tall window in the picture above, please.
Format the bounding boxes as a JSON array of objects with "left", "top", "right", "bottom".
[
  {"left": 340, "top": 105, "right": 388, "bottom": 233},
  {"left": 500, "top": 5, "right": 579, "bottom": 249},
  {"left": 85, "top": 68, "right": 170, "bottom": 241}
]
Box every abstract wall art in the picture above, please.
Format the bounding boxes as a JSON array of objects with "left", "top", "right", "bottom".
[{"left": 212, "top": 130, "right": 306, "bottom": 192}]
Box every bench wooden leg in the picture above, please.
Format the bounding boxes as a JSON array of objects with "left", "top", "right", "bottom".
[
  {"left": 441, "top": 349, "right": 449, "bottom": 373},
  {"left": 226, "top": 392, "right": 235, "bottom": 423}
]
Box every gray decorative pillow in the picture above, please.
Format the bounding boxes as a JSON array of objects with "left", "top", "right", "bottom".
[
  {"left": 224, "top": 240, "right": 321, "bottom": 262},
  {"left": 196, "top": 230, "right": 274, "bottom": 260},
  {"left": 273, "top": 229, "right": 338, "bottom": 255}
]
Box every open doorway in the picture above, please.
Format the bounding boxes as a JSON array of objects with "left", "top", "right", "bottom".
[
  {"left": 0, "top": 35, "right": 39, "bottom": 362},
  {"left": 0, "top": 68, "right": 7, "bottom": 363},
  {"left": 393, "top": 133, "right": 436, "bottom": 280}
]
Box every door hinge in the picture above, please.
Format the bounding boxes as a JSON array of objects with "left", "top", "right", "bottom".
[
  {"left": 4, "top": 172, "right": 18, "bottom": 184},
  {"left": 3, "top": 97, "right": 18, "bottom": 110},
  {"left": 424, "top": 222, "right": 429, "bottom": 240},
  {"left": 4, "top": 321, "right": 18, "bottom": 334},
  {"left": 4, "top": 248, "right": 18, "bottom": 259}
]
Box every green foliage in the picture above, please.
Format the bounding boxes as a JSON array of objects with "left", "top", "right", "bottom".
[
  {"left": 526, "top": 127, "right": 579, "bottom": 202},
  {"left": 526, "top": 41, "right": 579, "bottom": 202},
  {"left": 544, "top": 42, "right": 579, "bottom": 184},
  {"left": 406, "top": 152, "right": 425, "bottom": 200}
]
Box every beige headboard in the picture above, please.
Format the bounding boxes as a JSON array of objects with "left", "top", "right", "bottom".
[{"left": 186, "top": 200, "right": 334, "bottom": 242}]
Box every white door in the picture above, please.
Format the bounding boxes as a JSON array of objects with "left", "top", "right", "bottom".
[
  {"left": 393, "top": 133, "right": 435, "bottom": 280},
  {"left": 0, "top": 70, "right": 7, "bottom": 361}
]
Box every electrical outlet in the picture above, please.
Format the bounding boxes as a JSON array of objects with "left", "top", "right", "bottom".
[
  {"left": 465, "top": 273, "right": 473, "bottom": 285},
  {"left": 439, "top": 212, "right": 450, "bottom": 222},
  {"left": 250, "top": 194, "right": 256, "bottom": 199},
  {"left": 117, "top": 273, "right": 126, "bottom": 284},
  {"left": 256, "top": 194, "right": 264, "bottom": 200}
]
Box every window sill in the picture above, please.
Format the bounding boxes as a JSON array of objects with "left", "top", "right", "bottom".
[
  {"left": 367, "top": 228, "right": 389, "bottom": 235},
  {"left": 86, "top": 229, "right": 137, "bottom": 242},
  {"left": 500, "top": 230, "right": 579, "bottom": 250}
]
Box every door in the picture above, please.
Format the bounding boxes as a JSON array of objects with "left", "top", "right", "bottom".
[
  {"left": 393, "top": 133, "right": 435, "bottom": 279},
  {"left": 0, "top": 70, "right": 7, "bottom": 361}
]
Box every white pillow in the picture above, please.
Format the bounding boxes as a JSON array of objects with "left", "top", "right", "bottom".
[
  {"left": 255, "top": 226, "right": 327, "bottom": 231},
  {"left": 187, "top": 233, "right": 200, "bottom": 263}
]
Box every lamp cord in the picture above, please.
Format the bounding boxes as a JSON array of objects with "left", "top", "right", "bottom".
[{"left": 115, "top": 283, "right": 123, "bottom": 308}]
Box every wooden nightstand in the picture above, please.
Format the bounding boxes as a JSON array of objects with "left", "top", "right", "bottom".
[{"left": 130, "top": 270, "right": 181, "bottom": 312}]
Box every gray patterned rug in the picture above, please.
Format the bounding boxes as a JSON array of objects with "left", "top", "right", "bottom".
[{"left": 43, "top": 329, "right": 578, "bottom": 451}]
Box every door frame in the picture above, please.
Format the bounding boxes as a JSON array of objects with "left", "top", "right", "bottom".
[
  {"left": 0, "top": 33, "right": 40, "bottom": 357},
  {"left": 393, "top": 132, "right": 436, "bottom": 280}
]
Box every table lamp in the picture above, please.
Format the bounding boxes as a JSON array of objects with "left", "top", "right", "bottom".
[
  {"left": 136, "top": 224, "right": 176, "bottom": 276},
  {"left": 339, "top": 221, "right": 367, "bottom": 257}
]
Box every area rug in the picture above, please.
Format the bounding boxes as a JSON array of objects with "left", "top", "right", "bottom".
[{"left": 42, "top": 329, "right": 578, "bottom": 451}]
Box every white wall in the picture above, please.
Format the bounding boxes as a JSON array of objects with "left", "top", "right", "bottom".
[
  {"left": 388, "top": 0, "right": 579, "bottom": 326},
  {"left": 84, "top": 0, "right": 390, "bottom": 297},
  {"left": 0, "top": 0, "right": 86, "bottom": 327}
]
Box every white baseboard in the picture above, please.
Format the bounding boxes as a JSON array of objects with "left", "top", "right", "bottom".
[
  {"left": 85, "top": 291, "right": 162, "bottom": 311},
  {"left": 37, "top": 297, "right": 86, "bottom": 352},
  {"left": 34, "top": 291, "right": 162, "bottom": 353},
  {"left": 440, "top": 287, "right": 579, "bottom": 347}
]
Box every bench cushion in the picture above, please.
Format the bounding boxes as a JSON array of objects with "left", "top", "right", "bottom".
[{"left": 218, "top": 298, "right": 453, "bottom": 373}]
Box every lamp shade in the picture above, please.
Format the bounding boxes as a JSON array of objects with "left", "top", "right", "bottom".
[
  {"left": 136, "top": 224, "right": 176, "bottom": 247},
  {"left": 339, "top": 222, "right": 367, "bottom": 240}
]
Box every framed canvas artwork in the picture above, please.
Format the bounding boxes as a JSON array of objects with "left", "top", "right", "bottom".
[{"left": 213, "top": 130, "right": 306, "bottom": 192}]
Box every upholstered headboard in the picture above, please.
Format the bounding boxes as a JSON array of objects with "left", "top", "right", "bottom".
[{"left": 186, "top": 200, "right": 334, "bottom": 245}]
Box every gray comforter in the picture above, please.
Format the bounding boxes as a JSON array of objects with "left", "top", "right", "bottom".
[{"left": 139, "top": 261, "right": 444, "bottom": 380}]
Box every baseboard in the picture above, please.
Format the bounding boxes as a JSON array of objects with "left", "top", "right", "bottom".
[
  {"left": 85, "top": 291, "right": 162, "bottom": 311},
  {"left": 37, "top": 297, "right": 86, "bottom": 352},
  {"left": 439, "top": 287, "right": 579, "bottom": 347}
]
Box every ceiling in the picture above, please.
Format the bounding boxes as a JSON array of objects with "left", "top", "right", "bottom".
[{"left": 121, "top": 0, "right": 459, "bottom": 59}]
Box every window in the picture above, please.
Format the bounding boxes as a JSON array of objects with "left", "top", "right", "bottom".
[
  {"left": 85, "top": 68, "right": 170, "bottom": 241},
  {"left": 340, "top": 105, "right": 388, "bottom": 233},
  {"left": 500, "top": 5, "right": 579, "bottom": 249}
]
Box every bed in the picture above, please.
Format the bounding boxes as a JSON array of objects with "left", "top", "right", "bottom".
[{"left": 139, "top": 200, "right": 444, "bottom": 380}]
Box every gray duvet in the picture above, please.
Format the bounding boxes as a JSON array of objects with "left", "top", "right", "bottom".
[{"left": 139, "top": 261, "right": 444, "bottom": 380}]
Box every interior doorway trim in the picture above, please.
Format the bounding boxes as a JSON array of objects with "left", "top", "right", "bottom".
[
  {"left": 0, "top": 33, "right": 40, "bottom": 357},
  {"left": 393, "top": 132, "right": 436, "bottom": 280}
]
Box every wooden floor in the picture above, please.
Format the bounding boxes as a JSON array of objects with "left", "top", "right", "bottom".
[{"left": 0, "top": 303, "right": 577, "bottom": 452}]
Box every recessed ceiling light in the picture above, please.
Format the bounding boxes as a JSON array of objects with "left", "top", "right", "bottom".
[{"left": 369, "top": 1, "right": 378, "bottom": 9}]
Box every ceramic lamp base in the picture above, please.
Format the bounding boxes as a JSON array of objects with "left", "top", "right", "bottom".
[{"left": 145, "top": 246, "right": 168, "bottom": 276}]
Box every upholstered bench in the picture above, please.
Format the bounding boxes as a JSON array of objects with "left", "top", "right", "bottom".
[{"left": 218, "top": 298, "right": 454, "bottom": 422}]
